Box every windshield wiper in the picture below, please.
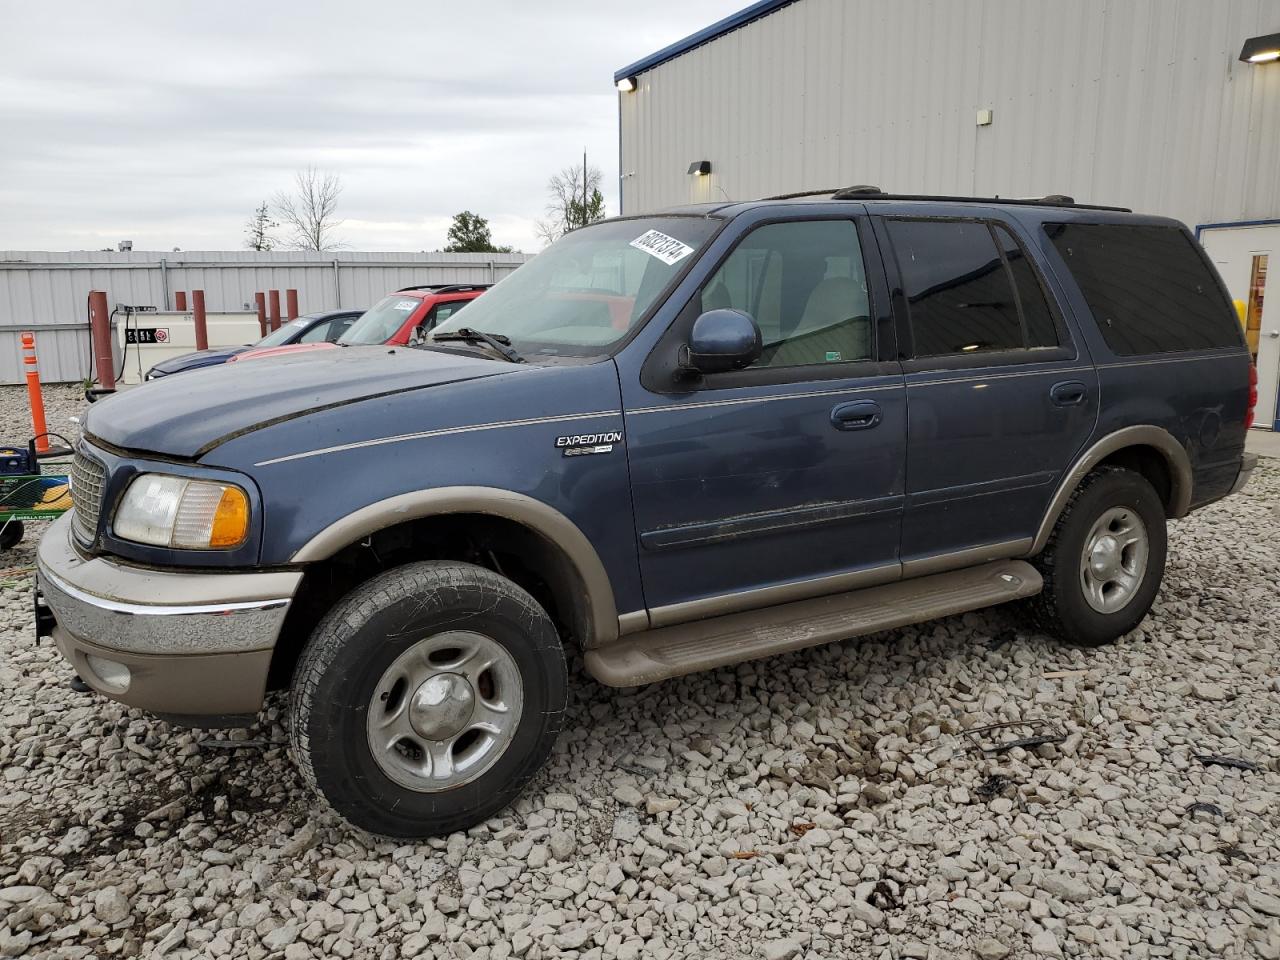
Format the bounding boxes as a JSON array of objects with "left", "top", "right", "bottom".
[{"left": 430, "top": 327, "right": 525, "bottom": 363}]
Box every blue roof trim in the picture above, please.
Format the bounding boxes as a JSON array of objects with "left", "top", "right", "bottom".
[
  {"left": 613, "top": 0, "right": 800, "bottom": 82},
  {"left": 1194, "top": 217, "right": 1280, "bottom": 240}
]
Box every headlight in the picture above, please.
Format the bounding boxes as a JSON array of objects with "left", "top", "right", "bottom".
[{"left": 113, "top": 474, "right": 250, "bottom": 549}]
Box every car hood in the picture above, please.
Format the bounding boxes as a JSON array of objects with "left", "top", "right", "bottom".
[
  {"left": 148, "top": 345, "right": 250, "bottom": 375},
  {"left": 230, "top": 342, "right": 339, "bottom": 363},
  {"left": 86, "top": 346, "right": 511, "bottom": 458}
]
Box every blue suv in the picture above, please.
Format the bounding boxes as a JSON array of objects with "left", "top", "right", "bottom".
[{"left": 37, "top": 189, "right": 1256, "bottom": 837}]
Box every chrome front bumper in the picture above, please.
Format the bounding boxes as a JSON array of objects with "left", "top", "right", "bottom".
[{"left": 36, "top": 513, "right": 301, "bottom": 716}]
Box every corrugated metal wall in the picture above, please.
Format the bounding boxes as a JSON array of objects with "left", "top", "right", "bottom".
[
  {"left": 0, "top": 250, "right": 530, "bottom": 383},
  {"left": 619, "top": 0, "right": 1280, "bottom": 226}
]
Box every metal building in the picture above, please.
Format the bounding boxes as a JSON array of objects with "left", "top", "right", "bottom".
[
  {"left": 0, "top": 250, "right": 530, "bottom": 384},
  {"left": 615, "top": 0, "right": 1280, "bottom": 426}
]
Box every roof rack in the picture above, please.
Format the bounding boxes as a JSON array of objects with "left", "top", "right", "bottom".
[
  {"left": 757, "top": 186, "right": 1129, "bottom": 212},
  {"left": 396, "top": 283, "right": 493, "bottom": 294}
]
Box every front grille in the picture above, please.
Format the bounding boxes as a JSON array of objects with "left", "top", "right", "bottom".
[{"left": 70, "top": 450, "right": 107, "bottom": 542}]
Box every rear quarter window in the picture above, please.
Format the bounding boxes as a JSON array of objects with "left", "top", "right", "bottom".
[{"left": 1045, "top": 223, "right": 1241, "bottom": 356}]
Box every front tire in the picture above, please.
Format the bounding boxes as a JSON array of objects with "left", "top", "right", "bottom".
[
  {"left": 1027, "top": 466, "right": 1167, "bottom": 647},
  {"left": 290, "top": 561, "right": 566, "bottom": 838}
]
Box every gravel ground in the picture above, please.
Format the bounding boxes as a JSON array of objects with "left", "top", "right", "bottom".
[{"left": 1, "top": 382, "right": 1279, "bottom": 960}]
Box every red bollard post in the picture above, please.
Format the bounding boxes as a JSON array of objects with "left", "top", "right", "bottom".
[
  {"left": 192, "top": 289, "right": 209, "bottom": 351},
  {"left": 268, "top": 290, "right": 282, "bottom": 332},
  {"left": 21, "top": 333, "right": 50, "bottom": 453},
  {"left": 254, "top": 292, "right": 267, "bottom": 338},
  {"left": 286, "top": 288, "right": 299, "bottom": 321},
  {"left": 87, "top": 290, "right": 116, "bottom": 391},
  {"left": 174, "top": 291, "right": 188, "bottom": 311}
]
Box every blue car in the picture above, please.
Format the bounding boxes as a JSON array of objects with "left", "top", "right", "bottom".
[
  {"left": 144, "top": 309, "right": 363, "bottom": 379},
  {"left": 39, "top": 189, "right": 1255, "bottom": 838}
]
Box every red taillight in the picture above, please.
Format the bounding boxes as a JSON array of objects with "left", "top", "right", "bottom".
[{"left": 1245, "top": 363, "right": 1258, "bottom": 430}]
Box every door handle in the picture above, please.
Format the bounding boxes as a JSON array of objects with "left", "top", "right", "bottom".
[
  {"left": 830, "top": 399, "right": 882, "bottom": 431},
  {"left": 1049, "top": 380, "right": 1088, "bottom": 407}
]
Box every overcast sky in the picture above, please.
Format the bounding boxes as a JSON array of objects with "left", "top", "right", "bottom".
[{"left": 0, "top": 0, "right": 743, "bottom": 254}]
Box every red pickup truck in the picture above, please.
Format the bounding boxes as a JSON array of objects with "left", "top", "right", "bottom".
[{"left": 230, "top": 284, "right": 488, "bottom": 364}]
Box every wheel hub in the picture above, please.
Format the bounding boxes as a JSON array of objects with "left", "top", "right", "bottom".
[
  {"left": 366, "top": 630, "right": 524, "bottom": 793},
  {"left": 1089, "top": 535, "right": 1122, "bottom": 580},
  {"left": 408, "top": 673, "right": 474, "bottom": 741},
  {"left": 1079, "top": 507, "right": 1149, "bottom": 615}
]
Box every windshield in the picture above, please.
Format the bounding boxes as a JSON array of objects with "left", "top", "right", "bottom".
[
  {"left": 340, "top": 295, "right": 420, "bottom": 345},
  {"left": 254, "top": 317, "right": 311, "bottom": 348},
  {"left": 427, "top": 216, "right": 720, "bottom": 361}
]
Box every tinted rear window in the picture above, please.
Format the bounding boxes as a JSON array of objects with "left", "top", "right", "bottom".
[
  {"left": 1045, "top": 223, "right": 1240, "bottom": 356},
  {"left": 994, "top": 224, "right": 1059, "bottom": 349},
  {"left": 885, "top": 218, "right": 1059, "bottom": 357}
]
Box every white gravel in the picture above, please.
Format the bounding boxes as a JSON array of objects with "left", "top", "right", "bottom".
[{"left": 2, "top": 382, "right": 1279, "bottom": 960}]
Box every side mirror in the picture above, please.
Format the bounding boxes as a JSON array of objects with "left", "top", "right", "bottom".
[{"left": 681, "top": 309, "right": 762, "bottom": 375}]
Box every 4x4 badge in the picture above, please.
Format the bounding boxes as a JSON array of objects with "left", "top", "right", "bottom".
[{"left": 556, "top": 432, "right": 622, "bottom": 457}]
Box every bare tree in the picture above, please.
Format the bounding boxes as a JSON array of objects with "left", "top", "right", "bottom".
[
  {"left": 535, "top": 155, "right": 605, "bottom": 246},
  {"left": 273, "top": 167, "right": 345, "bottom": 251}
]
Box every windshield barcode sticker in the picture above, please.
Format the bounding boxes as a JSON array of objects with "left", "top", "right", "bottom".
[{"left": 630, "top": 230, "right": 694, "bottom": 266}]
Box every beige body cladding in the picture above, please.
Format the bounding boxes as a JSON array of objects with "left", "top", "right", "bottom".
[
  {"left": 38, "top": 426, "right": 1205, "bottom": 711},
  {"left": 289, "top": 427, "right": 1195, "bottom": 663}
]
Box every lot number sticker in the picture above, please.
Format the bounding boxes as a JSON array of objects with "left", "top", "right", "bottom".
[{"left": 630, "top": 230, "right": 694, "bottom": 266}]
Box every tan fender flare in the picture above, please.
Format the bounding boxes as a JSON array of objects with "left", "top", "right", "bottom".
[
  {"left": 291, "top": 487, "right": 619, "bottom": 647},
  {"left": 1027, "top": 425, "right": 1192, "bottom": 556}
]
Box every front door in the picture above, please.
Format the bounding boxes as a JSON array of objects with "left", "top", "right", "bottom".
[
  {"left": 875, "top": 213, "right": 1099, "bottom": 567},
  {"left": 622, "top": 216, "right": 907, "bottom": 624}
]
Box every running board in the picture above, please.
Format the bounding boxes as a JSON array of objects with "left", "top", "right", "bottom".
[{"left": 585, "top": 560, "right": 1042, "bottom": 687}]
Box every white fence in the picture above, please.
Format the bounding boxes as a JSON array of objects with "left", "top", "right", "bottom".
[{"left": 0, "top": 249, "right": 532, "bottom": 384}]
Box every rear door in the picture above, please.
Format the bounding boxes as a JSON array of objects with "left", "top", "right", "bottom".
[
  {"left": 1046, "top": 220, "right": 1251, "bottom": 501},
  {"left": 875, "top": 211, "right": 1098, "bottom": 570},
  {"left": 623, "top": 214, "right": 907, "bottom": 623}
]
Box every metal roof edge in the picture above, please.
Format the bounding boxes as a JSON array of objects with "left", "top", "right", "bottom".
[
  {"left": 613, "top": 0, "right": 800, "bottom": 82},
  {"left": 1194, "top": 217, "right": 1280, "bottom": 240}
]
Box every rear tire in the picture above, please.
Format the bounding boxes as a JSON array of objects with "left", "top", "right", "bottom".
[
  {"left": 1027, "top": 466, "right": 1167, "bottom": 647},
  {"left": 289, "top": 560, "right": 566, "bottom": 838}
]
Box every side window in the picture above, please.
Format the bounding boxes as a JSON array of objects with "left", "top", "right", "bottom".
[
  {"left": 411, "top": 301, "right": 467, "bottom": 343},
  {"left": 887, "top": 219, "right": 1024, "bottom": 356},
  {"left": 298, "top": 319, "right": 334, "bottom": 343},
  {"left": 430, "top": 302, "right": 466, "bottom": 329},
  {"left": 328, "top": 316, "right": 357, "bottom": 341},
  {"left": 1045, "top": 222, "right": 1240, "bottom": 356},
  {"left": 994, "top": 224, "right": 1060, "bottom": 348},
  {"left": 698, "top": 219, "right": 872, "bottom": 368}
]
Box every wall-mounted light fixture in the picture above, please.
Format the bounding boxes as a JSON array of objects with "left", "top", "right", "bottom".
[
  {"left": 616, "top": 76, "right": 637, "bottom": 92},
  {"left": 688, "top": 160, "right": 712, "bottom": 176},
  {"left": 1239, "top": 32, "right": 1280, "bottom": 63}
]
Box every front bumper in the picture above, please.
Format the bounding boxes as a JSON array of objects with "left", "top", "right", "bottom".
[{"left": 36, "top": 513, "right": 301, "bottom": 718}]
